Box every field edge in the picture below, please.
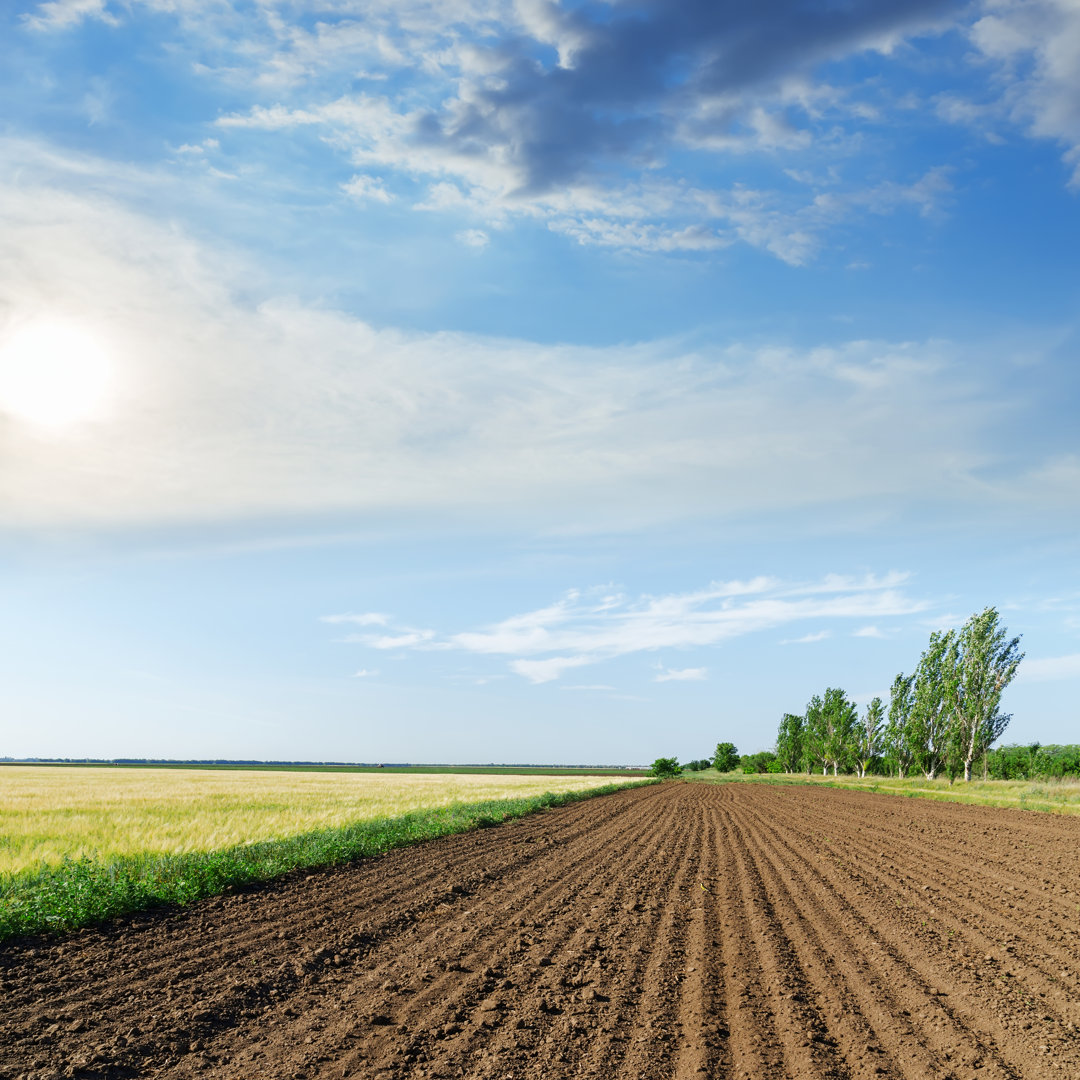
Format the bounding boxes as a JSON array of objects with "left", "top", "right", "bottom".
[
  {"left": 0, "top": 778, "right": 659, "bottom": 944},
  {"left": 684, "top": 768, "right": 1080, "bottom": 815}
]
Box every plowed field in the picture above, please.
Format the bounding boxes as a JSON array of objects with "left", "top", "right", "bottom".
[{"left": 2, "top": 783, "right": 1079, "bottom": 1080}]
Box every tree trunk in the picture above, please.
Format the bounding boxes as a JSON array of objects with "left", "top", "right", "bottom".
[{"left": 964, "top": 759, "right": 972, "bottom": 782}]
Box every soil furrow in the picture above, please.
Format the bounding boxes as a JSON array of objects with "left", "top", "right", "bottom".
[
  {"left": 722, "top": 799, "right": 856, "bottom": 1080},
  {"left": 671, "top": 800, "right": 726, "bottom": 1080},
  {"left": 173, "top": 788, "right": 674, "bottom": 1080},
  {"left": 3, "top": 782, "right": 1079, "bottom": 1080},
  {"left": 608, "top": 800, "right": 703, "bottom": 1080},
  {"left": 342, "top": 789, "right": 682, "bottom": 1080},
  {"left": 756, "top": 793, "right": 1080, "bottom": 1033},
  {"left": 729, "top": 798, "right": 1015, "bottom": 1080},
  {"left": 780, "top": 794, "right": 1080, "bottom": 962},
  {"left": 736, "top": 794, "right": 1079, "bottom": 1077}
]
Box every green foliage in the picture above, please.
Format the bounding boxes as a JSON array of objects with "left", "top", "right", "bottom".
[
  {"left": 804, "top": 694, "right": 827, "bottom": 774},
  {"left": 740, "top": 750, "right": 777, "bottom": 774},
  {"left": 884, "top": 673, "right": 916, "bottom": 778},
  {"left": 0, "top": 781, "right": 654, "bottom": 942},
  {"left": 774, "top": 714, "right": 804, "bottom": 773},
  {"left": 712, "top": 742, "right": 740, "bottom": 772},
  {"left": 986, "top": 743, "right": 1080, "bottom": 780},
  {"left": 949, "top": 608, "right": 1024, "bottom": 781},
  {"left": 910, "top": 630, "right": 960, "bottom": 780},
  {"left": 854, "top": 697, "right": 884, "bottom": 778},
  {"left": 682, "top": 759, "right": 714, "bottom": 772},
  {"left": 775, "top": 605, "right": 1024, "bottom": 784},
  {"left": 648, "top": 757, "right": 683, "bottom": 778},
  {"left": 821, "top": 687, "right": 858, "bottom": 776}
]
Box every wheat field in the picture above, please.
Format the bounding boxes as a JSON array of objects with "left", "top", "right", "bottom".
[{"left": 0, "top": 766, "right": 637, "bottom": 873}]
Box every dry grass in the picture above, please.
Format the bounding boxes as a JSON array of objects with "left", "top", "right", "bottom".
[{"left": 0, "top": 766, "right": 637, "bottom": 873}]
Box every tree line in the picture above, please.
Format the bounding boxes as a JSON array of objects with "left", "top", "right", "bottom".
[
  {"left": 774, "top": 607, "right": 1025, "bottom": 782},
  {"left": 656, "top": 739, "right": 1080, "bottom": 781},
  {"left": 652, "top": 607, "right": 1076, "bottom": 782},
  {"left": 983, "top": 743, "right": 1080, "bottom": 780}
]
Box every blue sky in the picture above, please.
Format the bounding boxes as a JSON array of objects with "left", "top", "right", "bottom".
[{"left": 1, "top": 0, "right": 1078, "bottom": 764}]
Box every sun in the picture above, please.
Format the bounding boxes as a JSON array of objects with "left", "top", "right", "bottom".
[{"left": 0, "top": 319, "right": 114, "bottom": 429}]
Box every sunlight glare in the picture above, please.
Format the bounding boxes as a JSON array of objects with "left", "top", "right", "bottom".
[{"left": 0, "top": 320, "right": 114, "bottom": 429}]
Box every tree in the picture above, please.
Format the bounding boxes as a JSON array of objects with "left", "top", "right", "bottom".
[
  {"left": 909, "top": 630, "right": 958, "bottom": 780},
  {"left": 951, "top": 607, "right": 1024, "bottom": 782},
  {"left": 649, "top": 757, "right": 682, "bottom": 778},
  {"left": 884, "top": 673, "right": 916, "bottom": 778},
  {"left": 740, "top": 750, "right": 778, "bottom": 773},
  {"left": 804, "top": 694, "right": 827, "bottom": 775},
  {"left": 854, "top": 697, "right": 884, "bottom": 778},
  {"left": 713, "top": 742, "right": 740, "bottom": 772},
  {"left": 683, "top": 758, "right": 712, "bottom": 772},
  {"left": 775, "top": 713, "right": 805, "bottom": 773},
  {"left": 822, "top": 686, "right": 858, "bottom": 776}
]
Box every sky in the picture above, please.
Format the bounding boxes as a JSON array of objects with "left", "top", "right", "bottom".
[{"left": 1, "top": 0, "right": 1078, "bottom": 765}]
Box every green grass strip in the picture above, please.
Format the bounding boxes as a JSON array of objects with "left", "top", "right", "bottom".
[{"left": 0, "top": 780, "right": 656, "bottom": 943}]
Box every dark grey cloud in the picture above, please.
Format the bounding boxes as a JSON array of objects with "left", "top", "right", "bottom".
[{"left": 414, "top": 0, "right": 961, "bottom": 193}]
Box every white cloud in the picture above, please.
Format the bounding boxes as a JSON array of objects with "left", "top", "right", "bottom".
[
  {"left": 781, "top": 630, "right": 832, "bottom": 645},
  {"left": 0, "top": 147, "right": 1065, "bottom": 534},
  {"left": 853, "top": 625, "right": 886, "bottom": 638},
  {"left": 341, "top": 174, "right": 394, "bottom": 204},
  {"left": 215, "top": 100, "right": 954, "bottom": 264},
  {"left": 322, "top": 612, "right": 389, "bottom": 626},
  {"left": 22, "top": 0, "right": 118, "bottom": 31},
  {"left": 351, "top": 668, "right": 379, "bottom": 678},
  {"left": 1021, "top": 653, "right": 1080, "bottom": 682},
  {"left": 509, "top": 656, "right": 591, "bottom": 684},
  {"left": 455, "top": 228, "right": 489, "bottom": 249},
  {"left": 343, "top": 575, "right": 929, "bottom": 682},
  {"left": 967, "top": 0, "right": 1080, "bottom": 187},
  {"left": 365, "top": 630, "right": 437, "bottom": 650},
  {"left": 654, "top": 666, "right": 708, "bottom": 682},
  {"left": 175, "top": 138, "right": 220, "bottom": 156}
]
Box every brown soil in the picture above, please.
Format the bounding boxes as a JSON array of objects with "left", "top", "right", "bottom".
[{"left": 2, "top": 783, "right": 1079, "bottom": 1080}]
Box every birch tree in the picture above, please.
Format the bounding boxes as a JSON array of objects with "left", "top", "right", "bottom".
[
  {"left": 884, "top": 672, "right": 916, "bottom": 778},
  {"left": 909, "top": 630, "right": 959, "bottom": 780},
  {"left": 855, "top": 696, "right": 884, "bottom": 778},
  {"left": 952, "top": 608, "right": 1024, "bottom": 781},
  {"left": 822, "top": 686, "right": 858, "bottom": 776},
  {"left": 775, "top": 713, "right": 805, "bottom": 773},
  {"left": 804, "top": 694, "right": 827, "bottom": 775}
]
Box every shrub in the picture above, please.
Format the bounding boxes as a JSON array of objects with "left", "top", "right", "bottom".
[
  {"left": 713, "top": 742, "right": 740, "bottom": 772},
  {"left": 739, "top": 750, "right": 778, "bottom": 774},
  {"left": 649, "top": 757, "right": 683, "bottom": 778}
]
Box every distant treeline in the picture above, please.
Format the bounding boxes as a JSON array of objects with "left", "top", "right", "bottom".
[
  {"left": 0, "top": 758, "right": 646, "bottom": 774},
  {"left": 770, "top": 607, "right": 1029, "bottom": 782},
  {"left": 703, "top": 742, "right": 1080, "bottom": 781},
  {"left": 984, "top": 743, "right": 1080, "bottom": 780}
]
